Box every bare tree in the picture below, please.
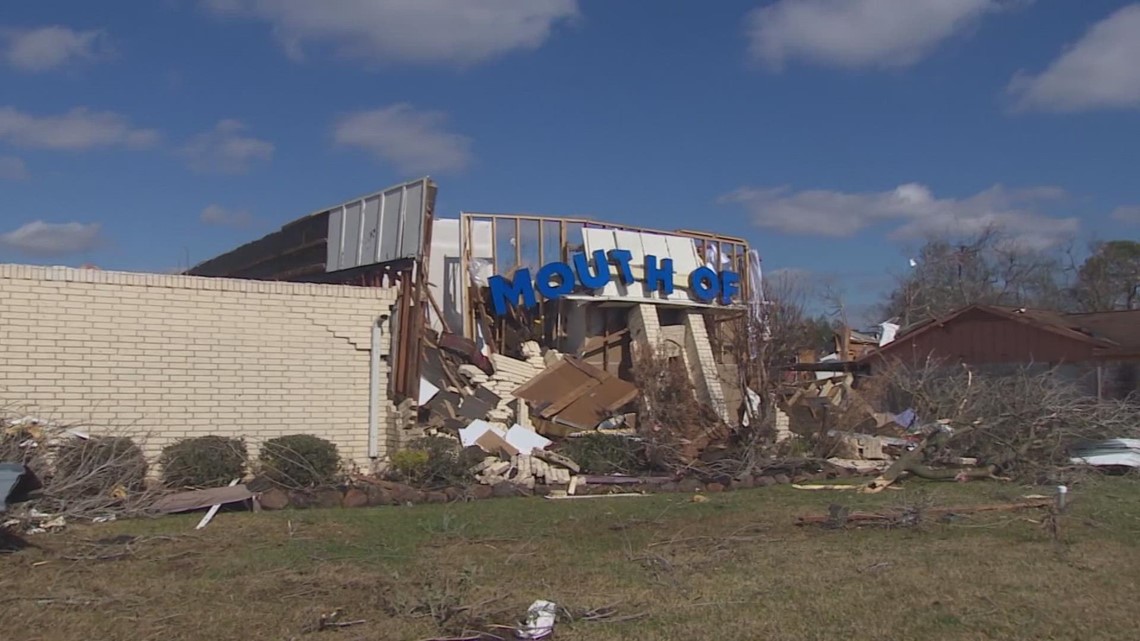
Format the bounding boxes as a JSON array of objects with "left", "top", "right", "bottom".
[
  {"left": 727, "top": 269, "right": 837, "bottom": 430},
  {"left": 881, "top": 226, "right": 1071, "bottom": 325}
]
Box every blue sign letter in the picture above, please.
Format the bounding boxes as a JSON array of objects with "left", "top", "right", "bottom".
[
  {"left": 489, "top": 269, "right": 537, "bottom": 315},
  {"left": 689, "top": 266, "right": 720, "bottom": 303},
  {"left": 644, "top": 255, "right": 675, "bottom": 296},
  {"left": 572, "top": 250, "right": 611, "bottom": 289},
  {"left": 607, "top": 249, "right": 635, "bottom": 285},
  {"left": 535, "top": 261, "right": 575, "bottom": 300},
  {"left": 719, "top": 270, "right": 740, "bottom": 304}
]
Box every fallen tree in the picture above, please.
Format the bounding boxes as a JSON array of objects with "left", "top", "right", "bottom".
[{"left": 859, "top": 360, "right": 1140, "bottom": 481}]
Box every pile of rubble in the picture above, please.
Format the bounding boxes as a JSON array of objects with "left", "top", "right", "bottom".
[
  {"left": 472, "top": 452, "right": 576, "bottom": 489},
  {"left": 419, "top": 331, "right": 643, "bottom": 463}
]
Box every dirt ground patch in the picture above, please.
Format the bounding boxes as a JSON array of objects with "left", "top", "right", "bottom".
[{"left": 2, "top": 478, "right": 1139, "bottom": 641}]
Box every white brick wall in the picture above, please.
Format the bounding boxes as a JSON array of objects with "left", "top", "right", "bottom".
[
  {"left": 483, "top": 353, "right": 546, "bottom": 423},
  {"left": 0, "top": 264, "right": 400, "bottom": 470},
  {"left": 683, "top": 311, "right": 731, "bottom": 424},
  {"left": 628, "top": 304, "right": 662, "bottom": 355},
  {"left": 774, "top": 406, "right": 792, "bottom": 442}
]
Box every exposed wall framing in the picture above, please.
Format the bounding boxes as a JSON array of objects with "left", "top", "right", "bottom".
[{"left": 458, "top": 212, "right": 752, "bottom": 352}]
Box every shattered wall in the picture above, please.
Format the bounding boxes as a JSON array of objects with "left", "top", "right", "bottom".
[{"left": 0, "top": 265, "right": 399, "bottom": 469}]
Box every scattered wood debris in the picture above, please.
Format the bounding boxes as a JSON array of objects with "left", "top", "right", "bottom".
[
  {"left": 796, "top": 498, "right": 1053, "bottom": 528},
  {"left": 316, "top": 608, "right": 366, "bottom": 631},
  {"left": 150, "top": 481, "right": 257, "bottom": 516}
]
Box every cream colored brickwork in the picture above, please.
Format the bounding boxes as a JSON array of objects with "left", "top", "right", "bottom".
[
  {"left": 0, "top": 264, "right": 399, "bottom": 471},
  {"left": 683, "top": 311, "right": 731, "bottom": 424},
  {"left": 627, "top": 304, "right": 733, "bottom": 426},
  {"left": 774, "top": 406, "right": 792, "bottom": 442},
  {"left": 627, "top": 304, "right": 662, "bottom": 352}
]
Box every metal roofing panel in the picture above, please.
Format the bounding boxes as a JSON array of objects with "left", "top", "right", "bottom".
[
  {"left": 325, "top": 206, "right": 344, "bottom": 271},
  {"left": 360, "top": 195, "right": 382, "bottom": 263},
  {"left": 325, "top": 177, "right": 432, "bottom": 271},
  {"left": 341, "top": 200, "right": 364, "bottom": 268},
  {"left": 400, "top": 185, "right": 425, "bottom": 261}
]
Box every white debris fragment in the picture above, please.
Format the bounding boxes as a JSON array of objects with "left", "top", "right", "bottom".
[
  {"left": 505, "top": 424, "right": 551, "bottom": 454},
  {"left": 516, "top": 599, "right": 557, "bottom": 640}
]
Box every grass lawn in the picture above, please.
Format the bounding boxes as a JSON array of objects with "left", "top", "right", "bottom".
[{"left": 2, "top": 478, "right": 1138, "bottom": 641}]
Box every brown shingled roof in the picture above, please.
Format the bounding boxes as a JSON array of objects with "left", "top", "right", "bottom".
[
  {"left": 1062, "top": 309, "right": 1140, "bottom": 349},
  {"left": 862, "top": 304, "right": 1140, "bottom": 363}
]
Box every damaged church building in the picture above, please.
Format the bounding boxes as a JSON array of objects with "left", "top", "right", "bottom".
[{"left": 184, "top": 177, "right": 766, "bottom": 472}]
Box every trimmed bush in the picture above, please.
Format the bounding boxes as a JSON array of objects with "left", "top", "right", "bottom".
[
  {"left": 259, "top": 434, "right": 340, "bottom": 488},
  {"left": 390, "top": 437, "right": 483, "bottom": 488},
  {"left": 390, "top": 449, "right": 430, "bottom": 480},
  {"left": 159, "top": 436, "right": 248, "bottom": 488},
  {"left": 53, "top": 436, "right": 148, "bottom": 497}
]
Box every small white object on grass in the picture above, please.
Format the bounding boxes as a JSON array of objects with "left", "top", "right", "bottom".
[{"left": 516, "top": 599, "right": 557, "bottom": 639}]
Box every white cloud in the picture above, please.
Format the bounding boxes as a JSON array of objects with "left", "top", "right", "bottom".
[
  {"left": 0, "top": 106, "right": 159, "bottom": 151},
  {"left": 0, "top": 155, "right": 28, "bottom": 181},
  {"left": 1111, "top": 205, "right": 1140, "bottom": 224},
  {"left": 1, "top": 26, "right": 111, "bottom": 72},
  {"left": 333, "top": 104, "right": 472, "bottom": 174},
  {"left": 746, "top": 0, "right": 1024, "bottom": 70},
  {"left": 203, "top": 0, "right": 578, "bottom": 66},
  {"left": 1008, "top": 5, "right": 1140, "bottom": 112},
  {"left": 720, "top": 182, "right": 1078, "bottom": 249},
  {"left": 200, "top": 204, "right": 254, "bottom": 227},
  {"left": 0, "top": 221, "right": 103, "bottom": 256},
  {"left": 179, "top": 119, "right": 274, "bottom": 174}
]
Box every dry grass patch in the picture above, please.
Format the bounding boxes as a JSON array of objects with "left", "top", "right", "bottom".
[{"left": 2, "top": 479, "right": 1138, "bottom": 641}]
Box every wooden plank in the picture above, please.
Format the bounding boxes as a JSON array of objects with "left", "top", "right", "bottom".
[
  {"left": 152, "top": 481, "right": 252, "bottom": 515},
  {"left": 537, "top": 378, "right": 599, "bottom": 419},
  {"left": 195, "top": 478, "right": 241, "bottom": 530},
  {"left": 512, "top": 358, "right": 585, "bottom": 399}
]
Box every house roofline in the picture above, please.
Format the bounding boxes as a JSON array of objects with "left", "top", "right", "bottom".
[{"left": 856, "top": 304, "right": 1118, "bottom": 365}]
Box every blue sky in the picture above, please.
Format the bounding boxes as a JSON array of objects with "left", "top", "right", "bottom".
[{"left": 2, "top": 1, "right": 1138, "bottom": 320}]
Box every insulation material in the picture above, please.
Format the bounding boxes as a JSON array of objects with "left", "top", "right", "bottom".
[
  {"left": 505, "top": 424, "right": 552, "bottom": 454},
  {"left": 427, "top": 218, "right": 463, "bottom": 333},
  {"left": 581, "top": 229, "right": 702, "bottom": 304},
  {"left": 417, "top": 378, "right": 440, "bottom": 405},
  {"left": 459, "top": 419, "right": 504, "bottom": 448},
  {"left": 747, "top": 249, "right": 768, "bottom": 349}
]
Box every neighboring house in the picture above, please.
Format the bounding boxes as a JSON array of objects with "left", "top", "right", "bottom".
[
  {"left": 858, "top": 305, "right": 1140, "bottom": 400},
  {"left": 834, "top": 321, "right": 900, "bottom": 361}
]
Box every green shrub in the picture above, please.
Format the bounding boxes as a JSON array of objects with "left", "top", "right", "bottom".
[
  {"left": 390, "top": 449, "right": 430, "bottom": 480},
  {"left": 559, "top": 433, "right": 653, "bottom": 474},
  {"left": 390, "top": 436, "right": 483, "bottom": 488},
  {"left": 53, "top": 436, "right": 148, "bottom": 496},
  {"left": 258, "top": 434, "right": 341, "bottom": 488},
  {"left": 159, "top": 436, "right": 248, "bottom": 488}
]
